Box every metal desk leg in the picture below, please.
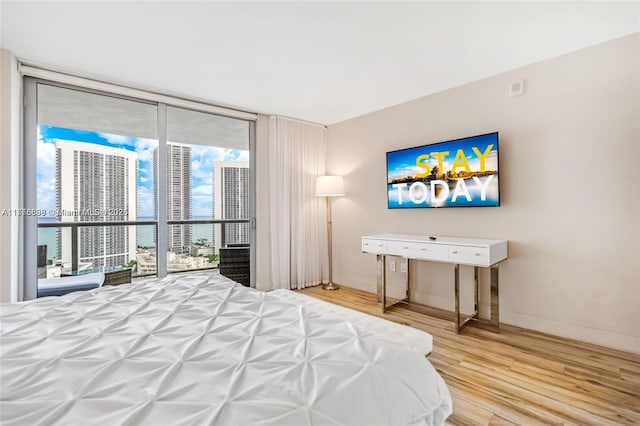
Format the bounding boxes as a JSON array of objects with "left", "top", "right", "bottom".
[
  {"left": 378, "top": 254, "right": 386, "bottom": 313},
  {"left": 454, "top": 264, "right": 460, "bottom": 331},
  {"left": 455, "top": 265, "right": 480, "bottom": 333},
  {"left": 376, "top": 254, "right": 382, "bottom": 303},
  {"left": 406, "top": 258, "right": 410, "bottom": 302},
  {"left": 490, "top": 265, "right": 500, "bottom": 331},
  {"left": 474, "top": 266, "right": 479, "bottom": 315}
]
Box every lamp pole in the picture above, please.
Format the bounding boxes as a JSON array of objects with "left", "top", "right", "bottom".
[
  {"left": 316, "top": 175, "right": 344, "bottom": 291},
  {"left": 324, "top": 195, "right": 339, "bottom": 290}
]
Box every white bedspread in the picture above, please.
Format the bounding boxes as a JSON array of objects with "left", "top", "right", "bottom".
[
  {"left": 269, "top": 289, "right": 434, "bottom": 356},
  {"left": 1, "top": 272, "right": 451, "bottom": 425}
]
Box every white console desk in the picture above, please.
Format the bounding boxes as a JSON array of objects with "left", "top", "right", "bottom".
[{"left": 362, "top": 234, "right": 508, "bottom": 333}]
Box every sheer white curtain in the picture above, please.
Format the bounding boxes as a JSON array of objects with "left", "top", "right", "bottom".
[{"left": 266, "top": 116, "right": 328, "bottom": 290}]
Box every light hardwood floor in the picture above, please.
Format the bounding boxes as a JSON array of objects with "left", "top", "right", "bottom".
[{"left": 298, "top": 285, "right": 640, "bottom": 426}]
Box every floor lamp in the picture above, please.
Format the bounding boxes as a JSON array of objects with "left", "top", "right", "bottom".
[{"left": 316, "top": 175, "right": 344, "bottom": 291}]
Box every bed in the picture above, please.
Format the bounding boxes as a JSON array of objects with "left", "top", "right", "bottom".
[{"left": 1, "top": 272, "right": 452, "bottom": 425}]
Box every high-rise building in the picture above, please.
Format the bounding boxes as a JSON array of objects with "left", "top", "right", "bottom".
[
  {"left": 154, "top": 143, "right": 192, "bottom": 253},
  {"left": 213, "top": 161, "right": 249, "bottom": 248},
  {"left": 56, "top": 140, "right": 137, "bottom": 269}
]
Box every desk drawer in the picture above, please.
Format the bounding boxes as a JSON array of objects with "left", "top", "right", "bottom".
[
  {"left": 408, "top": 243, "right": 449, "bottom": 261},
  {"left": 386, "top": 241, "right": 449, "bottom": 261},
  {"left": 387, "top": 241, "right": 411, "bottom": 256},
  {"left": 362, "top": 238, "right": 387, "bottom": 253},
  {"left": 448, "top": 245, "right": 490, "bottom": 265}
]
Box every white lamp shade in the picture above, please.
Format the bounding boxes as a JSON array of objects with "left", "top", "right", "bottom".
[{"left": 316, "top": 175, "right": 345, "bottom": 197}]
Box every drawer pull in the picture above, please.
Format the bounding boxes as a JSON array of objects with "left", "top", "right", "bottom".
[
  {"left": 421, "top": 248, "right": 427, "bottom": 251},
  {"left": 452, "top": 251, "right": 458, "bottom": 254},
  {"left": 475, "top": 253, "right": 481, "bottom": 256},
  {"left": 403, "top": 246, "right": 409, "bottom": 249}
]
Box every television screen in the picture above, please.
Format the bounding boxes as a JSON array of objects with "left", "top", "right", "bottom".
[{"left": 386, "top": 132, "right": 499, "bottom": 208}]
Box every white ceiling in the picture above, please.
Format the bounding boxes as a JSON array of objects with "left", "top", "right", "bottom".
[{"left": 1, "top": 1, "right": 638, "bottom": 125}]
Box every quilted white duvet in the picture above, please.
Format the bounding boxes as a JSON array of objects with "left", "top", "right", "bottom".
[{"left": 1, "top": 272, "right": 451, "bottom": 425}]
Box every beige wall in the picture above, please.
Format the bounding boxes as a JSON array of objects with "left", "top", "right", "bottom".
[
  {"left": 0, "top": 49, "right": 21, "bottom": 303},
  {"left": 327, "top": 34, "right": 640, "bottom": 353}
]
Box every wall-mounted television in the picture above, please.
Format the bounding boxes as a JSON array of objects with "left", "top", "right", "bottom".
[{"left": 386, "top": 132, "right": 499, "bottom": 208}]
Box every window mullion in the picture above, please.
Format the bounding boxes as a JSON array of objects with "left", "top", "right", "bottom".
[
  {"left": 156, "top": 104, "right": 168, "bottom": 278},
  {"left": 23, "top": 78, "right": 38, "bottom": 300}
]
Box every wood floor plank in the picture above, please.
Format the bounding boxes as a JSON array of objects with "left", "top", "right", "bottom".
[
  {"left": 510, "top": 361, "right": 639, "bottom": 410},
  {"left": 564, "top": 364, "right": 640, "bottom": 397},
  {"left": 488, "top": 414, "right": 523, "bottom": 425},
  {"left": 446, "top": 387, "right": 494, "bottom": 425},
  {"left": 458, "top": 359, "right": 637, "bottom": 424},
  {"left": 298, "top": 285, "right": 640, "bottom": 426},
  {"left": 621, "top": 367, "right": 640, "bottom": 382},
  {"left": 435, "top": 361, "right": 566, "bottom": 425}
]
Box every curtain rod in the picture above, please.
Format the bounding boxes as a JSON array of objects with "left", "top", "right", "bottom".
[{"left": 19, "top": 61, "right": 258, "bottom": 122}]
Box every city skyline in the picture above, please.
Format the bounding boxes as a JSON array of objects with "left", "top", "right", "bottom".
[
  {"left": 161, "top": 143, "right": 192, "bottom": 254},
  {"left": 55, "top": 140, "right": 137, "bottom": 269},
  {"left": 213, "top": 161, "right": 250, "bottom": 250},
  {"left": 386, "top": 133, "right": 498, "bottom": 182},
  {"left": 37, "top": 125, "right": 249, "bottom": 218}
]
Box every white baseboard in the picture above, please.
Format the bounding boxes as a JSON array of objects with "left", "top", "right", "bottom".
[
  {"left": 501, "top": 305, "right": 640, "bottom": 354},
  {"left": 335, "top": 277, "right": 639, "bottom": 354},
  {"left": 411, "top": 290, "right": 492, "bottom": 319},
  {"left": 337, "top": 276, "right": 373, "bottom": 293},
  {"left": 409, "top": 291, "right": 452, "bottom": 311}
]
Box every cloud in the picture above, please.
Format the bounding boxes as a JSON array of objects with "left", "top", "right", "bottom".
[
  {"left": 136, "top": 185, "right": 155, "bottom": 218},
  {"left": 191, "top": 159, "right": 212, "bottom": 186},
  {"left": 485, "top": 152, "right": 498, "bottom": 170},
  {"left": 140, "top": 177, "right": 149, "bottom": 183},
  {"left": 395, "top": 166, "right": 421, "bottom": 177},
  {"left": 191, "top": 145, "right": 226, "bottom": 161},
  {"left": 98, "top": 132, "right": 134, "bottom": 146},
  {"left": 135, "top": 138, "right": 158, "bottom": 162},
  {"left": 224, "top": 149, "right": 249, "bottom": 161},
  {"left": 192, "top": 184, "right": 213, "bottom": 196},
  {"left": 466, "top": 151, "right": 497, "bottom": 170},
  {"left": 223, "top": 149, "right": 239, "bottom": 161},
  {"left": 192, "top": 194, "right": 213, "bottom": 217},
  {"left": 190, "top": 145, "right": 223, "bottom": 187},
  {"left": 36, "top": 134, "right": 57, "bottom": 212}
]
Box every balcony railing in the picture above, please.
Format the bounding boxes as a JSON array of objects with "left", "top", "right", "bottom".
[{"left": 38, "top": 219, "right": 250, "bottom": 276}]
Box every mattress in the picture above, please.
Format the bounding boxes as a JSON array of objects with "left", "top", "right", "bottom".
[
  {"left": 270, "top": 289, "right": 433, "bottom": 355},
  {"left": 1, "top": 272, "right": 452, "bottom": 425}
]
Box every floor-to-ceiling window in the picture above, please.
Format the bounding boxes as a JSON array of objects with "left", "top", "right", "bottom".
[
  {"left": 24, "top": 78, "right": 255, "bottom": 299},
  {"left": 165, "top": 106, "right": 251, "bottom": 275}
]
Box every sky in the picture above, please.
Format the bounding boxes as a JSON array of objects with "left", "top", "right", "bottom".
[
  {"left": 37, "top": 126, "right": 249, "bottom": 218},
  {"left": 387, "top": 132, "right": 498, "bottom": 181}
]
